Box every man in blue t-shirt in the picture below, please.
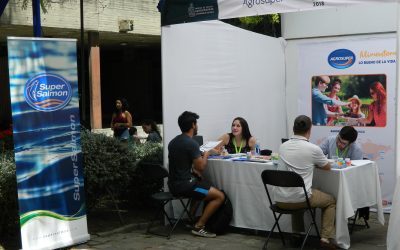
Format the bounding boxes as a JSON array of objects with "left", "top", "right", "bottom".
[
  {"left": 168, "top": 111, "right": 224, "bottom": 238},
  {"left": 312, "top": 75, "right": 348, "bottom": 125}
]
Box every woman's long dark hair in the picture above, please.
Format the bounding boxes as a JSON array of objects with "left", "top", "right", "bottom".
[
  {"left": 142, "top": 119, "right": 161, "bottom": 137},
  {"left": 114, "top": 98, "right": 129, "bottom": 114},
  {"left": 370, "top": 81, "right": 386, "bottom": 114},
  {"left": 231, "top": 117, "right": 252, "bottom": 143}
]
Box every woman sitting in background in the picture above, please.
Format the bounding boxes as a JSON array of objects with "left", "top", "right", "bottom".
[
  {"left": 218, "top": 117, "right": 256, "bottom": 154},
  {"left": 142, "top": 119, "right": 162, "bottom": 143}
]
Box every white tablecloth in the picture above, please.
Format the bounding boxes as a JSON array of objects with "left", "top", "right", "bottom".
[
  {"left": 387, "top": 175, "right": 400, "bottom": 250},
  {"left": 204, "top": 159, "right": 384, "bottom": 249},
  {"left": 313, "top": 160, "right": 384, "bottom": 249},
  {"left": 204, "top": 159, "right": 292, "bottom": 231}
]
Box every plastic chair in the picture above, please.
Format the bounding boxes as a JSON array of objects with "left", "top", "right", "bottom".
[
  {"left": 193, "top": 135, "right": 203, "bottom": 146},
  {"left": 261, "top": 170, "right": 320, "bottom": 250},
  {"left": 141, "top": 163, "right": 194, "bottom": 239}
]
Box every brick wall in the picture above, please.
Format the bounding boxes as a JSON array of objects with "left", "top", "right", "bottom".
[{"left": 1, "top": 0, "right": 160, "bottom": 36}]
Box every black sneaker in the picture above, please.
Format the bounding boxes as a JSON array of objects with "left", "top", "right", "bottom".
[{"left": 191, "top": 226, "right": 216, "bottom": 238}]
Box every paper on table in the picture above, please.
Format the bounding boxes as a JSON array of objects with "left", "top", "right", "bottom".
[
  {"left": 200, "top": 140, "right": 222, "bottom": 152},
  {"left": 351, "top": 159, "right": 372, "bottom": 166}
]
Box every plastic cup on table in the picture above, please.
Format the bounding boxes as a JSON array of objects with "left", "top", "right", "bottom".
[
  {"left": 246, "top": 151, "right": 251, "bottom": 160},
  {"left": 331, "top": 156, "right": 338, "bottom": 168},
  {"left": 337, "top": 158, "right": 344, "bottom": 168},
  {"left": 271, "top": 153, "right": 279, "bottom": 165}
]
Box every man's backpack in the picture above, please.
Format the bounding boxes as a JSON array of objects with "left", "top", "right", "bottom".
[{"left": 205, "top": 190, "right": 233, "bottom": 235}]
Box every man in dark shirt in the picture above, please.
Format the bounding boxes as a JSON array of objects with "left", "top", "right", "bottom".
[{"left": 168, "top": 111, "right": 225, "bottom": 238}]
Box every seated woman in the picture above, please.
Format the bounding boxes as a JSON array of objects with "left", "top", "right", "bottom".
[
  {"left": 344, "top": 95, "right": 365, "bottom": 118},
  {"left": 142, "top": 119, "right": 162, "bottom": 143},
  {"left": 218, "top": 117, "right": 256, "bottom": 154}
]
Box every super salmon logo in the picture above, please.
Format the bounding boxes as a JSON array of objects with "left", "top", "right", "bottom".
[
  {"left": 24, "top": 73, "right": 72, "bottom": 112},
  {"left": 328, "top": 49, "right": 356, "bottom": 69}
]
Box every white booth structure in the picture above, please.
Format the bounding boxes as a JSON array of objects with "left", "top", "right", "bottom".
[{"left": 161, "top": 1, "right": 400, "bottom": 249}]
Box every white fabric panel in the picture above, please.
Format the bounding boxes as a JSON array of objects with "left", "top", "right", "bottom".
[
  {"left": 387, "top": 176, "right": 400, "bottom": 250},
  {"left": 162, "top": 20, "right": 286, "bottom": 165},
  {"left": 282, "top": 3, "right": 397, "bottom": 39}
]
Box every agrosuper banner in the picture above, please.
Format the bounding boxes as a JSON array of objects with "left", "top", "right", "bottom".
[
  {"left": 7, "top": 37, "right": 89, "bottom": 250},
  {"left": 160, "top": 0, "right": 395, "bottom": 26}
]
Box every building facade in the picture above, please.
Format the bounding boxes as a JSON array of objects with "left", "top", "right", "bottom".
[{"left": 0, "top": 0, "right": 162, "bottom": 128}]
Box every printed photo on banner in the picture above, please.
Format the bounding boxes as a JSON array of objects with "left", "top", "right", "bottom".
[{"left": 311, "top": 74, "right": 386, "bottom": 127}]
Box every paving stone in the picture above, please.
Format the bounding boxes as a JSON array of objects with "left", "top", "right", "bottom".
[{"left": 69, "top": 213, "right": 389, "bottom": 250}]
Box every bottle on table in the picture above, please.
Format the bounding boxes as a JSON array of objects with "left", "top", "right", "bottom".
[{"left": 255, "top": 140, "right": 260, "bottom": 156}]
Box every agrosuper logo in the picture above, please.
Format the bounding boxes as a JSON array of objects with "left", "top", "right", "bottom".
[
  {"left": 24, "top": 73, "right": 72, "bottom": 112},
  {"left": 328, "top": 49, "right": 356, "bottom": 69}
]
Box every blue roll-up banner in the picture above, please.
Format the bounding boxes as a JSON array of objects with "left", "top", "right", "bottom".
[{"left": 7, "top": 37, "right": 89, "bottom": 250}]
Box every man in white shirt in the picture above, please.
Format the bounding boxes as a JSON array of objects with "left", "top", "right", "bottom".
[{"left": 274, "top": 115, "right": 336, "bottom": 249}]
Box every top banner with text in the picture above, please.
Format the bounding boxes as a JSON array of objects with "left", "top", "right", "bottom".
[{"left": 161, "top": 0, "right": 395, "bottom": 26}]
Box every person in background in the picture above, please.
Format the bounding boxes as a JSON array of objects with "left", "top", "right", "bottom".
[
  {"left": 110, "top": 98, "right": 132, "bottom": 143},
  {"left": 358, "top": 81, "right": 387, "bottom": 127},
  {"left": 128, "top": 126, "right": 141, "bottom": 146},
  {"left": 319, "top": 126, "right": 363, "bottom": 160},
  {"left": 312, "top": 75, "right": 348, "bottom": 126},
  {"left": 142, "top": 119, "right": 162, "bottom": 143},
  {"left": 218, "top": 117, "right": 256, "bottom": 154},
  {"left": 168, "top": 111, "right": 224, "bottom": 238},
  {"left": 344, "top": 95, "right": 365, "bottom": 119},
  {"left": 274, "top": 115, "right": 337, "bottom": 250},
  {"left": 325, "top": 79, "right": 344, "bottom": 125}
]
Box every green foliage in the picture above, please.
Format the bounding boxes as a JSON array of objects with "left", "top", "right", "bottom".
[
  {"left": 224, "top": 14, "right": 281, "bottom": 37},
  {"left": 81, "top": 130, "right": 139, "bottom": 209},
  {"left": 0, "top": 130, "right": 164, "bottom": 239},
  {"left": 324, "top": 74, "right": 386, "bottom": 101},
  {"left": 239, "top": 16, "right": 264, "bottom": 25},
  {"left": 239, "top": 14, "right": 280, "bottom": 25},
  {"left": 21, "top": 0, "right": 51, "bottom": 13},
  {"left": 123, "top": 142, "right": 164, "bottom": 207},
  {"left": 131, "top": 142, "right": 163, "bottom": 163},
  {"left": 0, "top": 151, "right": 19, "bottom": 241}
]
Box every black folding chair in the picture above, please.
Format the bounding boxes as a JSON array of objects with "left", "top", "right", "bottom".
[
  {"left": 349, "top": 158, "right": 371, "bottom": 234},
  {"left": 261, "top": 170, "right": 320, "bottom": 250},
  {"left": 349, "top": 207, "right": 370, "bottom": 234},
  {"left": 141, "top": 163, "right": 194, "bottom": 239}
]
